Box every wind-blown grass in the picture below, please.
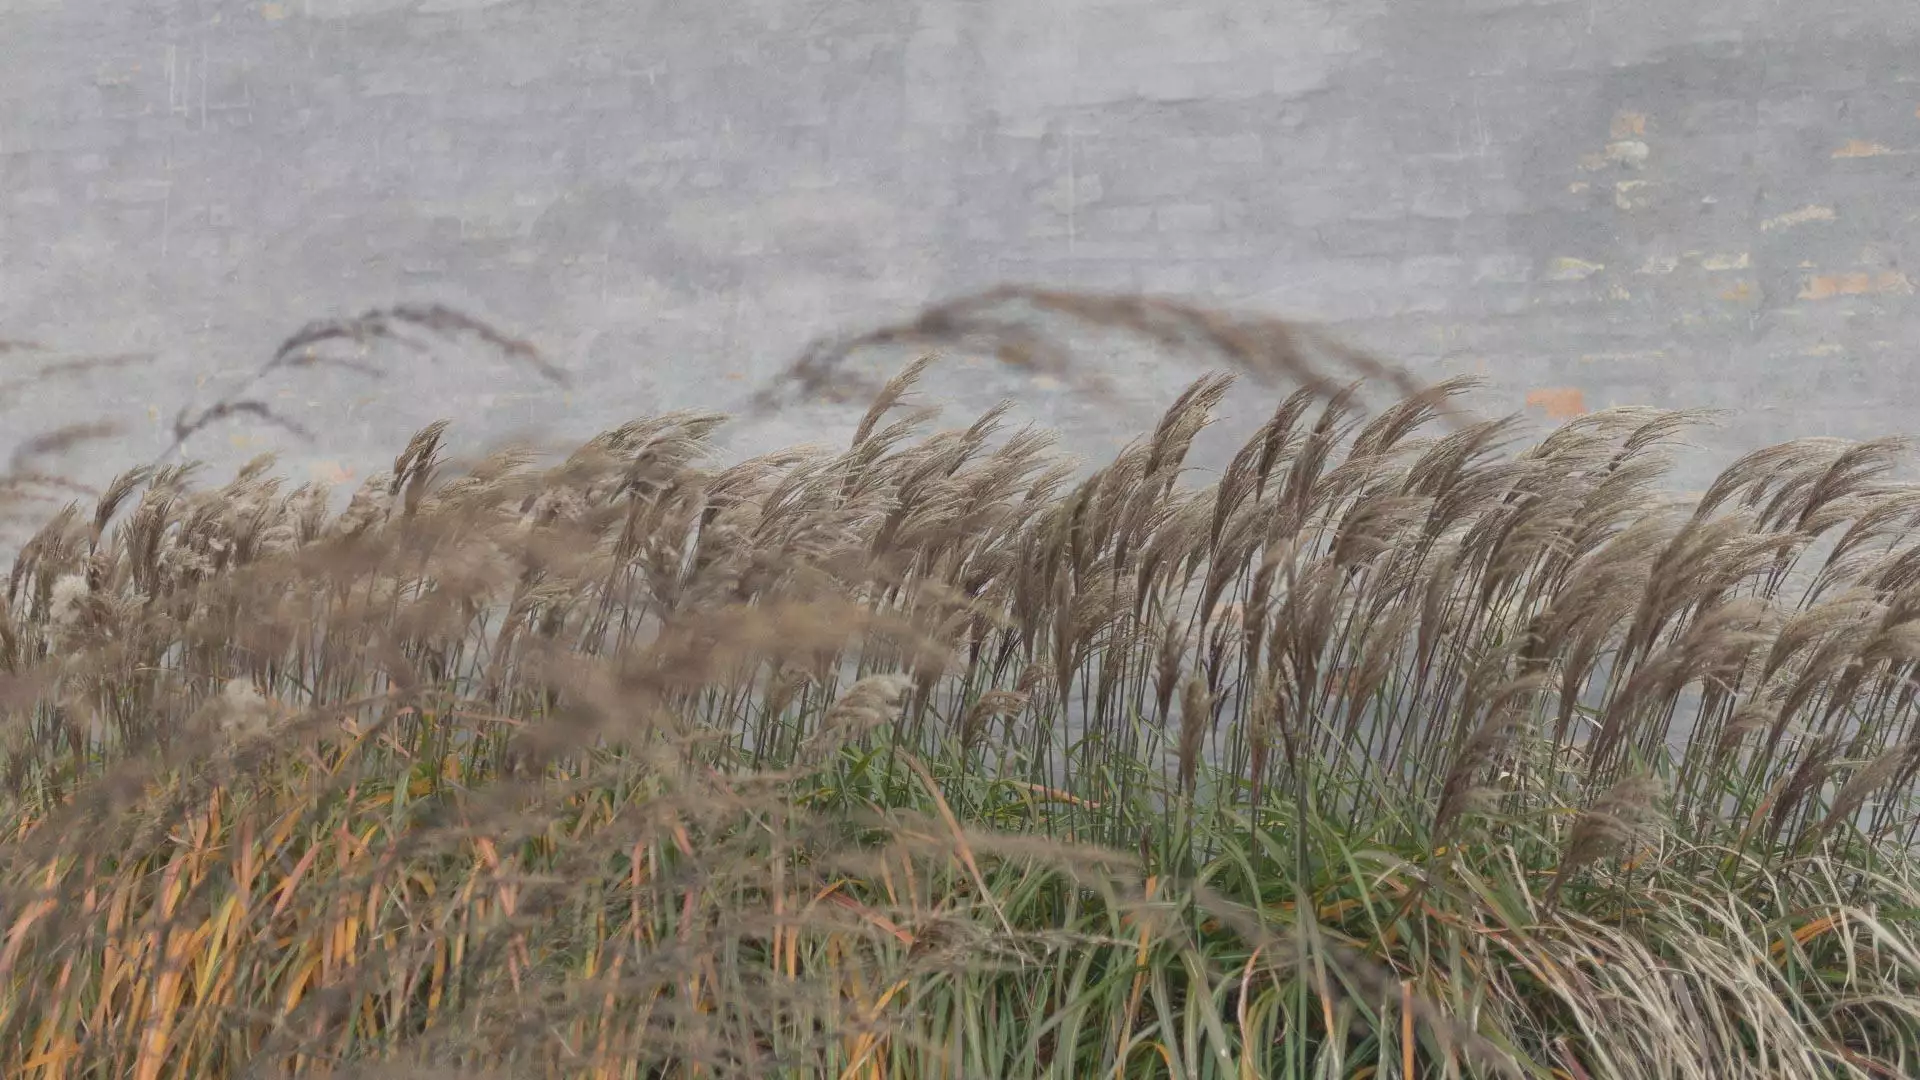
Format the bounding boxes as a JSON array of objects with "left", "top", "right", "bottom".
[{"left": 2, "top": 303, "right": 1920, "bottom": 1077}]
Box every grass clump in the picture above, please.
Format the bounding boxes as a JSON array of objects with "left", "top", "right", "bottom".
[{"left": 3, "top": 304, "right": 1920, "bottom": 1077}]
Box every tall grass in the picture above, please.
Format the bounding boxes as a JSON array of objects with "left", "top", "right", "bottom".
[{"left": 2, "top": 295, "right": 1919, "bottom": 1077}]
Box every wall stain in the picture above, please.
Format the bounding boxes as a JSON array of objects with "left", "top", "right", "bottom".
[
  {"left": 1833, "top": 139, "right": 1894, "bottom": 158},
  {"left": 1525, "top": 387, "right": 1587, "bottom": 420},
  {"left": 1610, "top": 112, "right": 1649, "bottom": 139},
  {"left": 1548, "top": 257, "right": 1604, "bottom": 281},
  {"left": 310, "top": 461, "right": 357, "bottom": 485},
  {"left": 1800, "top": 271, "right": 1914, "bottom": 300},
  {"left": 1760, "top": 205, "right": 1836, "bottom": 231}
]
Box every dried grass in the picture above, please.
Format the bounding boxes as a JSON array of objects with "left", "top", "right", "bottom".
[{"left": 0, "top": 296, "right": 1918, "bottom": 1077}]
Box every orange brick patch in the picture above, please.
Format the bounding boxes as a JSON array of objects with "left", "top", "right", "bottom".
[
  {"left": 1525, "top": 388, "right": 1588, "bottom": 420},
  {"left": 1800, "top": 271, "right": 1914, "bottom": 300}
]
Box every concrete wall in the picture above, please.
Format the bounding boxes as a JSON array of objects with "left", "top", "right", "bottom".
[{"left": 3, "top": 0, "right": 1916, "bottom": 500}]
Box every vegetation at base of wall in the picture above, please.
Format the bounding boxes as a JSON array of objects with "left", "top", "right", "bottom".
[{"left": 3, "top": 295, "right": 1920, "bottom": 1078}]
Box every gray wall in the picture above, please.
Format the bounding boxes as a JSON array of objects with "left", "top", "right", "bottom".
[{"left": 3, "top": 0, "right": 1917, "bottom": 506}]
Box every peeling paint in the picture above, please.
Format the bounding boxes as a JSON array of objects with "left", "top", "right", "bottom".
[
  {"left": 1580, "top": 137, "right": 1651, "bottom": 172},
  {"left": 1605, "top": 140, "right": 1650, "bottom": 167},
  {"left": 5, "top": 0, "right": 1918, "bottom": 509},
  {"left": 1833, "top": 139, "right": 1894, "bottom": 158},
  {"left": 1525, "top": 388, "right": 1587, "bottom": 420},
  {"left": 1547, "top": 257, "right": 1604, "bottom": 281},
  {"left": 1799, "top": 270, "right": 1915, "bottom": 300},
  {"left": 1700, "top": 253, "right": 1750, "bottom": 271},
  {"left": 311, "top": 461, "right": 357, "bottom": 485},
  {"left": 1760, "top": 205, "right": 1836, "bottom": 231},
  {"left": 1610, "top": 112, "right": 1648, "bottom": 139}
]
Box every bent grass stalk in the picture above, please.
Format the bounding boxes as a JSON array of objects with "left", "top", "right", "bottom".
[{"left": 1, "top": 301, "right": 1918, "bottom": 1076}]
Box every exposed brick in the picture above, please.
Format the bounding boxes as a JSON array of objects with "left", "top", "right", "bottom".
[{"left": 1525, "top": 387, "right": 1587, "bottom": 419}]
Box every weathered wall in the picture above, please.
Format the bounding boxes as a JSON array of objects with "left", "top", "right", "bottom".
[{"left": 2, "top": 0, "right": 1916, "bottom": 497}]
